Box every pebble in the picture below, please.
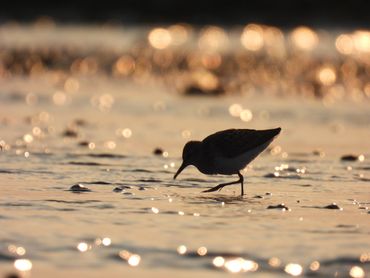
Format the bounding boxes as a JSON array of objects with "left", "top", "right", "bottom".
[
  {"left": 113, "top": 187, "right": 123, "bottom": 192},
  {"left": 183, "top": 84, "right": 225, "bottom": 96},
  {"left": 78, "top": 141, "right": 90, "bottom": 147},
  {"left": 312, "top": 149, "right": 325, "bottom": 157},
  {"left": 138, "top": 187, "right": 147, "bottom": 191},
  {"left": 267, "top": 203, "right": 290, "bottom": 211},
  {"left": 323, "top": 203, "right": 342, "bottom": 210},
  {"left": 5, "top": 274, "right": 20, "bottom": 278},
  {"left": 340, "top": 154, "right": 359, "bottom": 161},
  {"left": 113, "top": 185, "right": 132, "bottom": 192},
  {"left": 153, "top": 148, "right": 164, "bottom": 155},
  {"left": 73, "top": 119, "right": 88, "bottom": 126},
  {"left": 69, "top": 184, "right": 91, "bottom": 192},
  {"left": 123, "top": 192, "right": 135, "bottom": 196},
  {"left": 62, "top": 128, "right": 78, "bottom": 138}
]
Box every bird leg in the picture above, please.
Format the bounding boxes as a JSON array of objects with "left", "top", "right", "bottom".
[{"left": 202, "top": 172, "right": 244, "bottom": 195}]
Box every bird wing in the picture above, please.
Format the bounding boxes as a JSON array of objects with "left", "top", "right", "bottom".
[{"left": 202, "top": 128, "right": 281, "bottom": 158}]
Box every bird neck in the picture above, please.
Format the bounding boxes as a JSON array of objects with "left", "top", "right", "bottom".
[{"left": 190, "top": 143, "right": 213, "bottom": 174}]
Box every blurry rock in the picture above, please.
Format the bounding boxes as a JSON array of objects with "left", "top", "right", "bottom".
[
  {"left": 138, "top": 186, "right": 147, "bottom": 191},
  {"left": 78, "top": 141, "right": 90, "bottom": 147},
  {"left": 73, "top": 118, "right": 88, "bottom": 126},
  {"left": 183, "top": 84, "right": 225, "bottom": 96},
  {"left": 312, "top": 149, "right": 325, "bottom": 157},
  {"left": 323, "top": 203, "right": 342, "bottom": 210},
  {"left": 69, "top": 184, "right": 91, "bottom": 192},
  {"left": 153, "top": 148, "right": 164, "bottom": 155},
  {"left": 114, "top": 185, "right": 132, "bottom": 192},
  {"left": 341, "top": 154, "right": 358, "bottom": 161},
  {"left": 113, "top": 187, "right": 123, "bottom": 192},
  {"left": 267, "top": 203, "right": 290, "bottom": 210},
  {"left": 264, "top": 173, "right": 279, "bottom": 178},
  {"left": 5, "top": 273, "right": 20, "bottom": 278},
  {"left": 62, "top": 128, "right": 78, "bottom": 138}
]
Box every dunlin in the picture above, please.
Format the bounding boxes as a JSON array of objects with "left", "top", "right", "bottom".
[{"left": 174, "top": 128, "right": 281, "bottom": 195}]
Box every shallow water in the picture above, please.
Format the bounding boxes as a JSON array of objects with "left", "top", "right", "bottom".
[
  {"left": 1, "top": 76, "right": 369, "bottom": 278},
  {"left": 1, "top": 26, "right": 370, "bottom": 277}
]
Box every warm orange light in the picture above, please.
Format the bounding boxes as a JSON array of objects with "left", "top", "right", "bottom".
[
  {"left": 241, "top": 24, "right": 264, "bottom": 51},
  {"left": 193, "top": 70, "right": 219, "bottom": 91},
  {"left": 198, "top": 26, "right": 228, "bottom": 51},
  {"left": 213, "top": 256, "right": 225, "bottom": 267},
  {"left": 291, "top": 26, "right": 318, "bottom": 51},
  {"left": 229, "top": 103, "right": 243, "bottom": 117},
  {"left": 336, "top": 34, "right": 354, "bottom": 55},
  {"left": 177, "top": 245, "right": 187, "bottom": 255},
  {"left": 240, "top": 109, "right": 253, "bottom": 122},
  {"left": 53, "top": 91, "right": 66, "bottom": 105},
  {"left": 284, "top": 263, "right": 303, "bottom": 276},
  {"left": 353, "top": 31, "right": 370, "bottom": 53},
  {"left": 148, "top": 28, "right": 172, "bottom": 49},
  {"left": 309, "top": 261, "right": 320, "bottom": 271},
  {"left": 114, "top": 55, "right": 135, "bottom": 76},
  {"left": 14, "top": 259, "right": 32, "bottom": 271},
  {"left": 128, "top": 254, "right": 141, "bottom": 266},
  {"left": 197, "top": 246, "right": 207, "bottom": 256},
  {"left": 317, "top": 66, "right": 336, "bottom": 86},
  {"left": 201, "top": 52, "right": 222, "bottom": 69},
  {"left": 64, "top": 78, "right": 79, "bottom": 93},
  {"left": 168, "top": 24, "right": 189, "bottom": 45},
  {"left": 349, "top": 266, "right": 365, "bottom": 278}
]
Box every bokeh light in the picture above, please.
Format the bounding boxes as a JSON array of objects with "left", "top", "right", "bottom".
[
  {"left": 241, "top": 24, "right": 264, "bottom": 51},
  {"left": 349, "top": 266, "right": 365, "bottom": 278},
  {"left": 128, "top": 254, "right": 141, "bottom": 266},
  {"left": 336, "top": 34, "right": 354, "bottom": 55},
  {"left": 77, "top": 242, "right": 89, "bottom": 252},
  {"left": 198, "top": 26, "right": 229, "bottom": 51},
  {"left": 291, "top": 26, "right": 318, "bottom": 51},
  {"left": 285, "top": 263, "right": 303, "bottom": 276},
  {"left": 213, "top": 256, "right": 225, "bottom": 267},
  {"left": 148, "top": 28, "right": 172, "bottom": 49},
  {"left": 102, "top": 237, "right": 112, "bottom": 246},
  {"left": 197, "top": 246, "right": 207, "bottom": 256},
  {"left": 14, "top": 259, "right": 32, "bottom": 271},
  {"left": 317, "top": 66, "right": 337, "bottom": 86},
  {"left": 177, "top": 245, "right": 187, "bottom": 255}
]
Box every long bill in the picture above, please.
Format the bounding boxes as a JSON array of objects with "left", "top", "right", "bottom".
[{"left": 173, "top": 162, "right": 188, "bottom": 179}]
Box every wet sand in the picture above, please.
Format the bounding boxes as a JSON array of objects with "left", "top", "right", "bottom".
[{"left": 0, "top": 24, "right": 370, "bottom": 277}]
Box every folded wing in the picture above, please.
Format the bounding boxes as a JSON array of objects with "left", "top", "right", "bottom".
[{"left": 202, "top": 128, "right": 281, "bottom": 158}]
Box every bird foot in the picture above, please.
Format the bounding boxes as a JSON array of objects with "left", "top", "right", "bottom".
[{"left": 202, "top": 184, "right": 226, "bottom": 193}]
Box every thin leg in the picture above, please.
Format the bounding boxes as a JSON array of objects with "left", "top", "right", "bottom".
[
  {"left": 202, "top": 172, "right": 244, "bottom": 195},
  {"left": 239, "top": 172, "right": 244, "bottom": 196}
]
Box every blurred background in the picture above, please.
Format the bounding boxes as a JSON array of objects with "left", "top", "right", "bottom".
[
  {"left": 1, "top": 0, "right": 370, "bottom": 102},
  {"left": 1, "top": 0, "right": 370, "bottom": 28}
]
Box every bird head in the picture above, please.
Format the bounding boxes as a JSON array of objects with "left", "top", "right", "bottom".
[{"left": 173, "top": 141, "right": 201, "bottom": 179}]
